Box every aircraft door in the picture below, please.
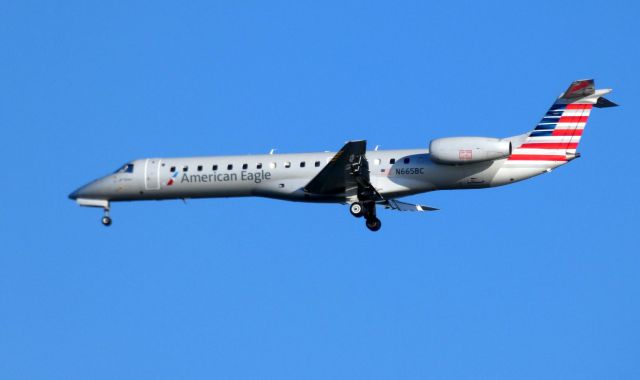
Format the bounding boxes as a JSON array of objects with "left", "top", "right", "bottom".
[{"left": 145, "top": 158, "right": 161, "bottom": 190}]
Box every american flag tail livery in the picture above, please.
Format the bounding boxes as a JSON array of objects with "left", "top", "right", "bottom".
[{"left": 508, "top": 79, "right": 617, "bottom": 164}]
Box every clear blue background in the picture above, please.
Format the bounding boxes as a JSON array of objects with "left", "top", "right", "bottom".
[{"left": 1, "top": 1, "right": 638, "bottom": 379}]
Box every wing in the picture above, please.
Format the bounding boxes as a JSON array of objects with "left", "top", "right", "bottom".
[
  {"left": 304, "top": 141, "right": 439, "bottom": 211},
  {"left": 304, "top": 140, "right": 374, "bottom": 196},
  {"left": 383, "top": 199, "right": 439, "bottom": 212}
]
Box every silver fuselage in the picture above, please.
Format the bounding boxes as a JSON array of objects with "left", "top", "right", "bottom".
[{"left": 69, "top": 134, "right": 563, "bottom": 205}]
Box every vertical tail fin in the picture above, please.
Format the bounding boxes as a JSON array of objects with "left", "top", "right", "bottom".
[{"left": 509, "top": 79, "right": 616, "bottom": 162}]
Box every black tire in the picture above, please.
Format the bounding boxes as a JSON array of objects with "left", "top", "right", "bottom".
[
  {"left": 350, "top": 202, "right": 364, "bottom": 218},
  {"left": 365, "top": 217, "right": 382, "bottom": 232},
  {"left": 101, "top": 216, "right": 112, "bottom": 226}
]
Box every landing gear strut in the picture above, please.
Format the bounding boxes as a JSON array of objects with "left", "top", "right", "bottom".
[
  {"left": 101, "top": 209, "right": 112, "bottom": 226},
  {"left": 348, "top": 152, "right": 383, "bottom": 231}
]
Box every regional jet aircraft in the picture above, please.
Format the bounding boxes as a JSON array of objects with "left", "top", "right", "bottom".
[{"left": 69, "top": 79, "right": 616, "bottom": 231}]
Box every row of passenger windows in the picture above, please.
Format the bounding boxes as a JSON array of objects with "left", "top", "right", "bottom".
[
  {"left": 168, "top": 157, "right": 412, "bottom": 173},
  {"left": 377, "top": 158, "right": 412, "bottom": 165},
  {"left": 170, "top": 160, "right": 322, "bottom": 173}
]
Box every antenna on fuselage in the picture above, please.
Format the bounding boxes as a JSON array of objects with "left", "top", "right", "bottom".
[
  {"left": 374, "top": 145, "right": 380, "bottom": 151},
  {"left": 269, "top": 148, "right": 276, "bottom": 155}
]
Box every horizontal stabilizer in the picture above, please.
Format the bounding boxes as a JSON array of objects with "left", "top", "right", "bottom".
[
  {"left": 594, "top": 97, "right": 618, "bottom": 108},
  {"left": 384, "top": 199, "right": 438, "bottom": 212}
]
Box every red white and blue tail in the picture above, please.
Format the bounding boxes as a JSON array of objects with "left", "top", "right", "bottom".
[{"left": 508, "top": 79, "right": 616, "bottom": 164}]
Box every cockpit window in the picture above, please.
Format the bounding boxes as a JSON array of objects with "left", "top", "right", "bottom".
[{"left": 115, "top": 163, "right": 134, "bottom": 173}]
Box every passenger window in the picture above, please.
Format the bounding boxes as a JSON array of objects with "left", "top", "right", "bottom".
[
  {"left": 183, "top": 166, "right": 189, "bottom": 172},
  {"left": 270, "top": 162, "right": 277, "bottom": 169},
  {"left": 315, "top": 161, "right": 320, "bottom": 167},
  {"left": 257, "top": 163, "right": 263, "bottom": 169},
  {"left": 284, "top": 161, "right": 291, "bottom": 168},
  {"left": 227, "top": 164, "right": 233, "bottom": 170},
  {"left": 212, "top": 164, "right": 218, "bottom": 171},
  {"left": 389, "top": 158, "right": 395, "bottom": 164},
  {"left": 170, "top": 166, "right": 176, "bottom": 172},
  {"left": 404, "top": 158, "right": 410, "bottom": 164},
  {"left": 300, "top": 162, "right": 305, "bottom": 168},
  {"left": 197, "top": 165, "right": 203, "bottom": 172},
  {"left": 374, "top": 159, "right": 381, "bottom": 165},
  {"left": 242, "top": 163, "right": 248, "bottom": 170}
]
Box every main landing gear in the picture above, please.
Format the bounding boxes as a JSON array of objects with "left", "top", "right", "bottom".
[
  {"left": 365, "top": 217, "right": 381, "bottom": 232},
  {"left": 350, "top": 202, "right": 364, "bottom": 217},
  {"left": 350, "top": 201, "right": 382, "bottom": 232}
]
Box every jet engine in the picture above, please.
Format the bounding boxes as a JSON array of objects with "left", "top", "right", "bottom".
[{"left": 429, "top": 137, "right": 511, "bottom": 165}]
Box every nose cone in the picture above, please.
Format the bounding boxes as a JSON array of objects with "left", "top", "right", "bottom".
[{"left": 68, "top": 177, "right": 114, "bottom": 201}]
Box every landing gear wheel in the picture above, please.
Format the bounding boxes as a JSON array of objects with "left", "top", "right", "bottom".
[
  {"left": 101, "top": 216, "right": 112, "bottom": 226},
  {"left": 350, "top": 202, "right": 364, "bottom": 218},
  {"left": 365, "top": 217, "right": 382, "bottom": 232}
]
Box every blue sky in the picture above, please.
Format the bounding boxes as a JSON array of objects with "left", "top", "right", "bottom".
[{"left": 1, "top": 1, "right": 639, "bottom": 378}]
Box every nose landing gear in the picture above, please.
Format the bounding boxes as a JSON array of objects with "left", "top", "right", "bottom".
[{"left": 101, "top": 208, "right": 112, "bottom": 226}]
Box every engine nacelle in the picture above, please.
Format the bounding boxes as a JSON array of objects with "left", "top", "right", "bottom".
[{"left": 429, "top": 137, "right": 511, "bottom": 165}]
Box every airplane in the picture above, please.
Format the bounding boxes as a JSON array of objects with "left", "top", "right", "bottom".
[{"left": 69, "top": 79, "right": 616, "bottom": 231}]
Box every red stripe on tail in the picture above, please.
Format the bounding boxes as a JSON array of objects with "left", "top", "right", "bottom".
[
  {"left": 558, "top": 116, "right": 589, "bottom": 123},
  {"left": 508, "top": 154, "right": 567, "bottom": 161},
  {"left": 520, "top": 143, "right": 579, "bottom": 149},
  {"left": 566, "top": 104, "right": 593, "bottom": 110},
  {"left": 552, "top": 129, "right": 583, "bottom": 136}
]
